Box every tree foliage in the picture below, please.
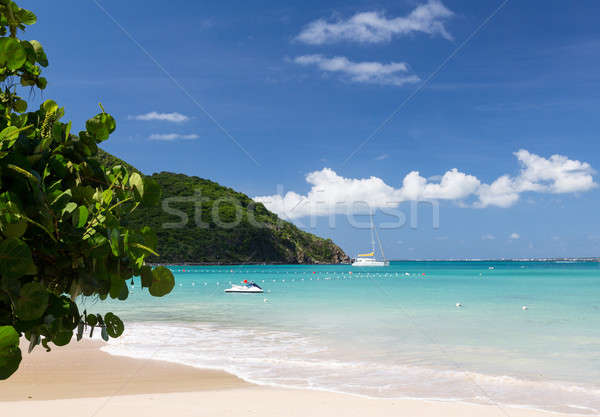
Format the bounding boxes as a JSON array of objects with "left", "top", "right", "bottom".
[{"left": 0, "top": 0, "right": 174, "bottom": 379}]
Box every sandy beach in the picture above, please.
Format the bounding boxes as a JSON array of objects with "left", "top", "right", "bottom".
[{"left": 0, "top": 339, "right": 574, "bottom": 417}]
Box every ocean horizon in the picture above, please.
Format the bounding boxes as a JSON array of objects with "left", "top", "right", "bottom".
[{"left": 85, "top": 261, "right": 600, "bottom": 415}]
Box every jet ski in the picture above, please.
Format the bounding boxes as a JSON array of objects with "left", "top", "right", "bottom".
[{"left": 225, "top": 280, "right": 263, "bottom": 293}]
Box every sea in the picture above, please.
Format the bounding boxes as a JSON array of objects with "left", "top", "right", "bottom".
[{"left": 82, "top": 261, "right": 600, "bottom": 415}]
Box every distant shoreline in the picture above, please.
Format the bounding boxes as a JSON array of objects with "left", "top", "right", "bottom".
[{"left": 147, "top": 257, "right": 599, "bottom": 266}]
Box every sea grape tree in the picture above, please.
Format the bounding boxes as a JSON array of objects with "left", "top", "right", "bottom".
[{"left": 0, "top": 0, "right": 175, "bottom": 379}]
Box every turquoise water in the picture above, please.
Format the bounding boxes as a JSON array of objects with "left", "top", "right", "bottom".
[{"left": 84, "top": 262, "right": 600, "bottom": 415}]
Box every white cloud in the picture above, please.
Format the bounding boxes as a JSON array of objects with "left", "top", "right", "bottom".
[
  {"left": 130, "top": 112, "right": 189, "bottom": 123},
  {"left": 509, "top": 233, "right": 520, "bottom": 240},
  {"left": 254, "top": 150, "right": 596, "bottom": 219},
  {"left": 148, "top": 133, "right": 199, "bottom": 141},
  {"left": 294, "top": 55, "right": 420, "bottom": 86},
  {"left": 514, "top": 149, "right": 595, "bottom": 194},
  {"left": 475, "top": 150, "right": 596, "bottom": 208},
  {"left": 481, "top": 234, "right": 496, "bottom": 241},
  {"left": 296, "top": 0, "right": 454, "bottom": 45},
  {"left": 375, "top": 153, "right": 389, "bottom": 161},
  {"left": 476, "top": 175, "right": 520, "bottom": 208}
]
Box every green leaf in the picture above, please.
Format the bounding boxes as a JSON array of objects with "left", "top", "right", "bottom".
[
  {"left": 36, "top": 77, "right": 47, "bottom": 89},
  {"left": 16, "top": 8, "right": 37, "bottom": 25},
  {"left": 72, "top": 206, "right": 88, "bottom": 228},
  {"left": 149, "top": 266, "right": 175, "bottom": 297},
  {"left": 130, "top": 242, "right": 159, "bottom": 257},
  {"left": 0, "top": 192, "right": 27, "bottom": 238},
  {"left": 13, "top": 99, "right": 27, "bottom": 113},
  {"left": 41, "top": 99, "right": 58, "bottom": 115},
  {"left": 52, "top": 330, "right": 72, "bottom": 347},
  {"left": 15, "top": 282, "right": 49, "bottom": 321},
  {"left": 0, "top": 238, "right": 35, "bottom": 280},
  {"left": 104, "top": 313, "right": 124, "bottom": 338},
  {"left": 85, "top": 314, "right": 97, "bottom": 327},
  {"left": 0, "top": 126, "right": 20, "bottom": 145},
  {"left": 85, "top": 113, "right": 115, "bottom": 142},
  {"left": 140, "top": 265, "right": 153, "bottom": 288},
  {"left": 109, "top": 275, "right": 123, "bottom": 299},
  {"left": 118, "top": 282, "right": 128, "bottom": 301},
  {"left": 2, "top": 220, "right": 27, "bottom": 239},
  {"left": 108, "top": 228, "right": 119, "bottom": 256},
  {"left": 6, "top": 164, "right": 38, "bottom": 183},
  {"left": 49, "top": 188, "right": 71, "bottom": 210},
  {"left": 0, "top": 38, "right": 27, "bottom": 70},
  {"left": 29, "top": 40, "right": 47, "bottom": 67},
  {"left": 62, "top": 202, "right": 77, "bottom": 216},
  {"left": 0, "top": 326, "right": 21, "bottom": 380},
  {"left": 129, "top": 172, "right": 143, "bottom": 199}
]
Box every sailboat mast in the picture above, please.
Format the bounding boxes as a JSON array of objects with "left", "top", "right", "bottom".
[
  {"left": 374, "top": 223, "right": 386, "bottom": 261},
  {"left": 370, "top": 213, "right": 376, "bottom": 254}
]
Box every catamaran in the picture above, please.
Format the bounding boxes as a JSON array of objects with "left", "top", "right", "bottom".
[{"left": 352, "top": 215, "right": 389, "bottom": 267}]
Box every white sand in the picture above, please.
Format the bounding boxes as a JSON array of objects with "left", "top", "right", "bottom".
[{"left": 0, "top": 339, "right": 572, "bottom": 417}]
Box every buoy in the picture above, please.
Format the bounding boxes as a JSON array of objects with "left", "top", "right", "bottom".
[
  {"left": 456, "top": 303, "right": 463, "bottom": 307},
  {"left": 522, "top": 306, "right": 528, "bottom": 310}
]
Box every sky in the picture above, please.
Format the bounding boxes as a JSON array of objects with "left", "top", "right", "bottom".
[{"left": 23, "top": 0, "right": 600, "bottom": 259}]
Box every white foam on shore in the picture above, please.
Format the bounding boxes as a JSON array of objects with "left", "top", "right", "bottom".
[{"left": 100, "top": 322, "right": 600, "bottom": 416}]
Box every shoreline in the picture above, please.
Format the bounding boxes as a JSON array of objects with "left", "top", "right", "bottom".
[
  {"left": 149, "top": 258, "right": 600, "bottom": 266},
  {"left": 0, "top": 340, "right": 578, "bottom": 417}
]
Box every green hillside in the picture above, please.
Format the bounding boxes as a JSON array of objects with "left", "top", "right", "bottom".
[{"left": 96, "top": 150, "right": 349, "bottom": 264}]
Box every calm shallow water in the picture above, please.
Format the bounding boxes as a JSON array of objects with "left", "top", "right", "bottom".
[{"left": 82, "top": 261, "right": 600, "bottom": 415}]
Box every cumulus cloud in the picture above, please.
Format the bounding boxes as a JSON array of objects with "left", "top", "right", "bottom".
[
  {"left": 514, "top": 149, "right": 596, "bottom": 194},
  {"left": 253, "top": 150, "right": 596, "bottom": 219},
  {"left": 475, "top": 150, "right": 596, "bottom": 208},
  {"left": 148, "top": 133, "right": 199, "bottom": 141},
  {"left": 129, "top": 112, "right": 189, "bottom": 123},
  {"left": 509, "top": 233, "right": 520, "bottom": 240},
  {"left": 296, "top": 0, "right": 454, "bottom": 44},
  {"left": 294, "top": 55, "right": 420, "bottom": 86}
]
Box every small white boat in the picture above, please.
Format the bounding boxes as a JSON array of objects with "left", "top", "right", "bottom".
[
  {"left": 352, "top": 254, "right": 389, "bottom": 267},
  {"left": 225, "top": 281, "right": 264, "bottom": 293},
  {"left": 352, "top": 215, "right": 389, "bottom": 267}
]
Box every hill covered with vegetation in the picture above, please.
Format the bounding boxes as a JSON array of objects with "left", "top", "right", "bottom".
[{"left": 96, "top": 150, "right": 349, "bottom": 264}]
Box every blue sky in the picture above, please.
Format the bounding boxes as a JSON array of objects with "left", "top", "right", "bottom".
[{"left": 24, "top": 0, "right": 600, "bottom": 259}]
